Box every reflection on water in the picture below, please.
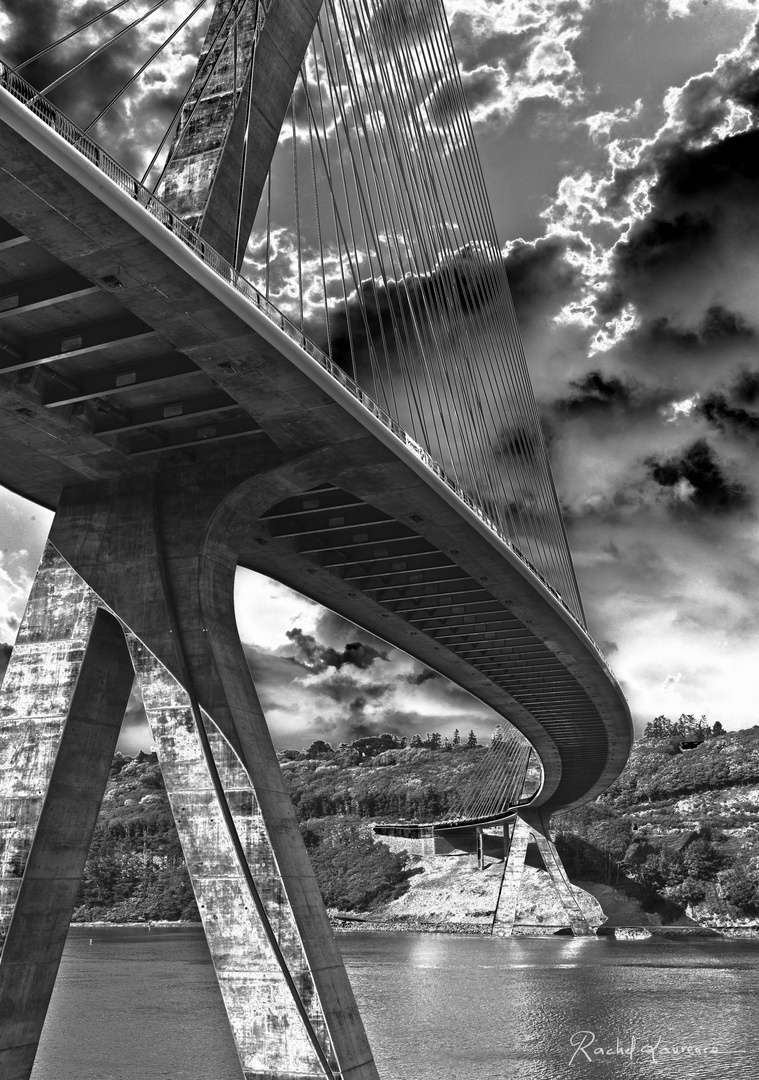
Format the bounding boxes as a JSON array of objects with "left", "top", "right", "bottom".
[{"left": 32, "top": 927, "right": 759, "bottom": 1080}]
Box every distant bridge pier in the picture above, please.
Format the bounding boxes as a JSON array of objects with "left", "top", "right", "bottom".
[
  {"left": 0, "top": 466, "right": 380, "bottom": 1080},
  {"left": 492, "top": 814, "right": 593, "bottom": 938}
]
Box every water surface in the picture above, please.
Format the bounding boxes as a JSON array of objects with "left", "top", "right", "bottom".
[{"left": 32, "top": 927, "right": 759, "bottom": 1080}]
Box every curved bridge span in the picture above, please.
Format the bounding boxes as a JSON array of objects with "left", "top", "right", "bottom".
[
  {"left": 0, "top": 75, "right": 632, "bottom": 818},
  {"left": 0, "top": 5, "right": 632, "bottom": 1077}
]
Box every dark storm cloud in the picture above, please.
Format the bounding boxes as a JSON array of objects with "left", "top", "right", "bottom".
[
  {"left": 426, "top": 77, "right": 466, "bottom": 125},
  {"left": 504, "top": 236, "right": 585, "bottom": 328},
  {"left": 404, "top": 667, "right": 440, "bottom": 686},
  {"left": 660, "top": 128, "right": 758, "bottom": 199},
  {"left": 698, "top": 369, "right": 759, "bottom": 441},
  {"left": 602, "top": 128, "right": 759, "bottom": 318},
  {"left": 285, "top": 628, "right": 389, "bottom": 672},
  {"left": 646, "top": 438, "right": 750, "bottom": 514},
  {"left": 323, "top": 246, "right": 498, "bottom": 379},
  {"left": 700, "top": 393, "right": 759, "bottom": 441},
  {"left": 460, "top": 67, "right": 502, "bottom": 114},
  {"left": 319, "top": 676, "right": 392, "bottom": 707},
  {"left": 601, "top": 213, "right": 714, "bottom": 316},
  {"left": 496, "top": 424, "right": 545, "bottom": 460},
  {"left": 1, "top": 0, "right": 60, "bottom": 73},
  {"left": 732, "top": 64, "right": 759, "bottom": 112},
  {"left": 732, "top": 370, "right": 759, "bottom": 405},
  {"left": 4, "top": 1, "right": 140, "bottom": 116},
  {"left": 325, "top": 235, "right": 584, "bottom": 390},
  {"left": 556, "top": 371, "right": 635, "bottom": 413},
  {"left": 644, "top": 305, "right": 755, "bottom": 349},
  {"left": 0, "top": 642, "right": 11, "bottom": 684},
  {"left": 611, "top": 304, "right": 757, "bottom": 387}
]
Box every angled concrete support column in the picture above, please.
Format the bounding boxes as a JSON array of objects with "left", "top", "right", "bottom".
[
  {"left": 157, "top": 0, "right": 324, "bottom": 266},
  {"left": 530, "top": 831, "right": 594, "bottom": 937},
  {"left": 0, "top": 589, "right": 134, "bottom": 1080},
  {"left": 521, "top": 808, "right": 593, "bottom": 937},
  {"left": 4, "top": 462, "right": 380, "bottom": 1080},
  {"left": 491, "top": 813, "right": 593, "bottom": 937},
  {"left": 491, "top": 817, "right": 530, "bottom": 937}
]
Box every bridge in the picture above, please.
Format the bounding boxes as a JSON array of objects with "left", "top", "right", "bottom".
[{"left": 0, "top": 1, "right": 633, "bottom": 1078}]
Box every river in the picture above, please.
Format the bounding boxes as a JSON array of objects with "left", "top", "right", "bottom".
[{"left": 30, "top": 926, "right": 759, "bottom": 1080}]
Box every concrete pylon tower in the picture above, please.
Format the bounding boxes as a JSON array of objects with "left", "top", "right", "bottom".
[
  {"left": 0, "top": 3, "right": 381, "bottom": 1078},
  {"left": 155, "top": 0, "right": 322, "bottom": 269}
]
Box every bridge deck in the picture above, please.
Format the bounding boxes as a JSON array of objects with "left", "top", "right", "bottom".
[{"left": 0, "top": 79, "right": 632, "bottom": 815}]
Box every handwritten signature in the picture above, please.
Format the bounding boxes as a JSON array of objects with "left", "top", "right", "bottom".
[{"left": 568, "top": 1030, "right": 726, "bottom": 1066}]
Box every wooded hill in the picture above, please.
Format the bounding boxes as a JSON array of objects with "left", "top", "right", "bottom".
[{"left": 71, "top": 720, "right": 759, "bottom": 922}]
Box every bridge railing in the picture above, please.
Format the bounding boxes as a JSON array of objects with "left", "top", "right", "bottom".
[{"left": 0, "top": 61, "right": 616, "bottom": 683}]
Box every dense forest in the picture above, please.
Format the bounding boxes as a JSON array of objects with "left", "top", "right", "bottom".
[{"left": 72, "top": 717, "right": 759, "bottom": 922}]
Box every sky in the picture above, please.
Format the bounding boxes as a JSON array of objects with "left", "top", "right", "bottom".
[{"left": 0, "top": 0, "right": 758, "bottom": 754}]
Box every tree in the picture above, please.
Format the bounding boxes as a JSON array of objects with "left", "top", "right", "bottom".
[
  {"left": 304, "top": 740, "right": 333, "bottom": 759},
  {"left": 712, "top": 721, "right": 724, "bottom": 737},
  {"left": 719, "top": 867, "right": 759, "bottom": 914},
  {"left": 452, "top": 729, "right": 461, "bottom": 748},
  {"left": 466, "top": 730, "right": 478, "bottom": 748},
  {"left": 643, "top": 715, "right": 673, "bottom": 740},
  {"left": 410, "top": 734, "right": 423, "bottom": 748},
  {"left": 683, "top": 835, "right": 724, "bottom": 881},
  {"left": 300, "top": 818, "right": 412, "bottom": 910}
]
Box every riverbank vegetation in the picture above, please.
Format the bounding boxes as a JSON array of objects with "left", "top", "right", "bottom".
[{"left": 72, "top": 719, "right": 759, "bottom": 923}]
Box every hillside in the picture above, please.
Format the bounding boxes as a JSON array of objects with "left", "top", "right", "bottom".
[
  {"left": 69, "top": 723, "right": 759, "bottom": 926},
  {"left": 554, "top": 723, "right": 759, "bottom": 924}
]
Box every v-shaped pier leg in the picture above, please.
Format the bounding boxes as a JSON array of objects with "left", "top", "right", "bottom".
[
  {"left": 0, "top": 464, "right": 381, "bottom": 1080},
  {"left": 530, "top": 830, "right": 594, "bottom": 937},
  {"left": 491, "top": 817, "right": 530, "bottom": 937},
  {"left": 492, "top": 814, "right": 594, "bottom": 937},
  {"left": 0, "top": 562, "right": 134, "bottom": 1079}
]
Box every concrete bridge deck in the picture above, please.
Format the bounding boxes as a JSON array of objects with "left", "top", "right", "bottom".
[{"left": 0, "top": 74, "right": 632, "bottom": 817}]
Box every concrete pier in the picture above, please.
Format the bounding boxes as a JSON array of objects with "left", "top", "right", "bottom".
[
  {"left": 0, "top": 603, "right": 133, "bottom": 1079},
  {"left": 492, "top": 815, "right": 593, "bottom": 937},
  {"left": 0, "top": 468, "right": 380, "bottom": 1080}
]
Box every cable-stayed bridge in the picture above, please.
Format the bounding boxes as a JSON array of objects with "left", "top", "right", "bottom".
[{"left": 0, "top": 1, "right": 633, "bottom": 1077}]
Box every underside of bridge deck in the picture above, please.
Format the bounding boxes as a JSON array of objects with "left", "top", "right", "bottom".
[
  {"left": 0, "top": 49, "right": 632, "bottom": 1080},
  {"left": 0, "top": 89, "right": 632, "bottom": 813}
]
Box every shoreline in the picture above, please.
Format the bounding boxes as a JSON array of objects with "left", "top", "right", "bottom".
[{"left": 67, "top": 917, "right": 759, "bottom": 939}]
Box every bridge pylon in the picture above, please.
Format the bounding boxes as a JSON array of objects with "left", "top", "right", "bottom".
[
  {"left": 492, "top": 813, "right": 594, "bottom": 938},
  {"left": 0, "top": 465, "right": 380, "bottom": 1080}
]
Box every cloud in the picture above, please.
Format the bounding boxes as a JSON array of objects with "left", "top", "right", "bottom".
[
  {"left": 1, "top": 0, "right": 212, "bottom": 176},
  {"left": 698, "top": 368, "right": 759, "bottom": 440},
  {"left": 116, "top": 678, "right": 152, "bottom": 756},
  {"left": 0, "top": 641, "right": 11, "bottom": 687},
  {"left": 663, "top": 0, "right": 759, "bottom": 21},
  {"left": 447, "top": 0, "right": 591, "bottom": 126},
  {"left": 507, "top": 18, "right": 759, "bottom": 733},
  {"left": 236, "top": 588, "right": 503, "bottom": 749},
  {"left": 504, "top": 234, "right": 586, "bottom": 327},
  {"left": 646, "top": 438, "right": 750, "bottom": 513},
  {"left": 556, "top": 371, "right": 636, "bottom": 414},
  {"left": 284, "top": 628, "right": 389, "bottom": 672}
]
